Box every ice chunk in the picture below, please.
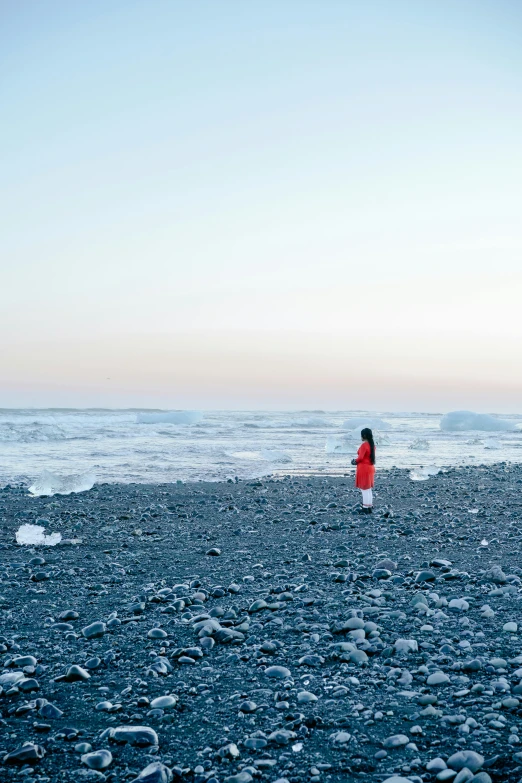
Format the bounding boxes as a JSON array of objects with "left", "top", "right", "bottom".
[
  {"left": 409, "top": 439, "right": 430, "bottom": 451},
  {"left": 325, "top": 437, "right": 353, "bottom": 454},
  {"left": 409, "top": 466, "right": 440, "bottom": 481},
  {"left": 16, "top": 524, "right": 62, "bottom": 546},
  {"left": 136, "top": 411, "right": 203, "bottom": 425},
  {"left": 440, "top": 411, "right": 517, "bottom": 432},
  {"left": 484, "top": 439, "right": 501, "bottom": 450},
  {"left": 28, "top": 470, "right": 95, "bottom": 497},
  {"left": 326, "top": 431, "right": 388, "bottom": 453},
  {"left": 341, "top": 417, "right": 390, "bottom": 431}
]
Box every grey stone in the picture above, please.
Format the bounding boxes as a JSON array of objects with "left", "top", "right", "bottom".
[
  {"left": 108, "top": 726, "right": 158, "bottom": 746},
  {"left": 81, "top": 750, "right": 113, "bottom": 770},
  {"left": 3, "top": 742, "right": 46, "bottom": 764},
  {"left": 130, "top": 762, "right": 173, "bottom": 783},
  {"left": 265, "top": 665, "right": 291, "bottom": 679},
  {"left": 82, "top": 621, "right": 106, "bottom": 639},
  {"left": 447, "top": 751, "right": 484, "bottom": 773}
]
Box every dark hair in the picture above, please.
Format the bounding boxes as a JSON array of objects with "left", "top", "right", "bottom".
[{"left": 361, "top": 428, "right": 376, "bottom": 464}]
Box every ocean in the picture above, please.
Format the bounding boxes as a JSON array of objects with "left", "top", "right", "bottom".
[{"left": 1, "top": 408, "right": 522, "bottom": 492}]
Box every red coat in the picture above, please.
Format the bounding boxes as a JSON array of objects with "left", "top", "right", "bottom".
[{"left": 355, "top": 441, "right": 375, "bottom": 489}]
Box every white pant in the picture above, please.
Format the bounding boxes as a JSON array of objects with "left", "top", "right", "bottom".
[{"left": 361, "top": 489, "right": 373, "bottom": 507}]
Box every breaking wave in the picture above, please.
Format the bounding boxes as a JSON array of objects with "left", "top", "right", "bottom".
[{"left": 0, "top": 423, "right": 70, "bottom": 442}]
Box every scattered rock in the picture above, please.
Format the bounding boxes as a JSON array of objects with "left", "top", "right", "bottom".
[{"left": 81, "top": 750, "right": 113, "bottom": 770}]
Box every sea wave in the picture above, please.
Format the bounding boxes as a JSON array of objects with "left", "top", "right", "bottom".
[{"left": 0, "top": 424, "right": 70, "bottom": 443}]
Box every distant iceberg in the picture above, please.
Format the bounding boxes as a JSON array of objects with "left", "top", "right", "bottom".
[
  {"left": 16, "top": 524, "right": 62, "bottom": 546},
  {"left": 440, "top": 411, "right": 517, "bottom": 432},
  {"left": 136, "top": 411, "right": 203, "bottom": 425},
  {"left": 29, "top": 470, "right": 95, "bottom": 497}
]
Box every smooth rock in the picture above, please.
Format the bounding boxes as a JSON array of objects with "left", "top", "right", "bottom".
[
  {"left": 265, "top": 665, "right": 291, "bottom": 679},
  {"left": 225, "top": 773, "right": 252, "bottom": 783},
  {"left": 82, "top": 621, "right": 106, "bottom": 639},
  {"left": 108, "top": 726, "right": 158, "bottom": 746},
  {"left": 3, "top": 742, "right": 45, "bottom": 764},
  {"left": 148, "top": 628, "right": 168, "bottom": 639},
  {"left": 130, "top": 762, "right": 173, "bottom": 783},
  {"left": 297, "top": 691, "right": 318, "bottom": 703},
  {"left": 81, "top": 750, "right": 113, "bottom": 770},
  {"left": 383, "top": 734, "right": 409, "bottom": 748},
  {"left": 427, "top": 671, "right": 450, "bottom": 686},
  {"left": 416, "top": 570, "right": 437, "bottom": 582},
  {"left": 447, "top": 751, "right": 484, "bottom": 773},
  {"left": 150, "top": 695, "right": 177, "bottom": 710}
]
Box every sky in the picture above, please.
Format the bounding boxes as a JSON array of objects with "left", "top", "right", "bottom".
[{"left": 1, "top": 0, "right": 522, "bottom": 411}]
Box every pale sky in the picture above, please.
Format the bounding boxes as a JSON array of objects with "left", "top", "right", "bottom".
[{"left": 1, "top": 0, "right": 522, "bottom": 410}]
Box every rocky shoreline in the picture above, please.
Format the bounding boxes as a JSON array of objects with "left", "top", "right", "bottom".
[{"left": 1, "top": 464, "right": 522, "bottom": 783}]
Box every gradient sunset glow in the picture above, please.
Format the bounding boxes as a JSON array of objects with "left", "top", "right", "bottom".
[{"left": 2, "top": 1, "right": 521, "bottom": 410}]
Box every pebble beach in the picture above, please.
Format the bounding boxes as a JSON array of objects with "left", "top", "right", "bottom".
[{"left": 2, "top": 464, "right": 522, "bottom": 783}]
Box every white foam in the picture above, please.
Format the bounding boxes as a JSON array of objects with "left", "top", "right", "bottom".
[
  {"left": 16, "top": 524, "right": 62, "bottom": 546},
  {"left": 0, "top": 422, "right": 69, "bottom": 442},
  {"left": 28, "top": 470, "right": 95, "bottom": 497},
  {"left": 229, "top": 449, "right": 292, "bottom": 463},
  {"left": 260, "top": 449, "right": 293, "bottom": 463},
  {"left": 440, "top": 411, "right": 517, "bottom": 432},
  {"left": 136, "top": 411, "right": 203, "bottom": 425},
  {"left": 292, "top": 417, "right": 328, "bottom": 428},
  {"left": 229, "top": 451, "right": 260, "bottom": 461}
]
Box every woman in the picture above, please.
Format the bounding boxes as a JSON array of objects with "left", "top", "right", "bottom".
[{"left": 351, "top": 427, "right": 376, "bottom": 513}]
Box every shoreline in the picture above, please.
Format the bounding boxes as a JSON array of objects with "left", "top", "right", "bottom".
[
  {"left": 3, "top": 458, "right": 520, "bottom": 495},
  {"left": 1, "top": 463, "right": 522, "bottom": 781}
]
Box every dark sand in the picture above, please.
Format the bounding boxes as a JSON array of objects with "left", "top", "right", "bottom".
[{"left": 1, "top": 464, "right": 522, "bottom": 782}]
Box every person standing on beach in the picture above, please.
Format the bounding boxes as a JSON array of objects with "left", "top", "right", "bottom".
[{"left": 351, "top": 427, "right": 376, "bottom": 513}]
